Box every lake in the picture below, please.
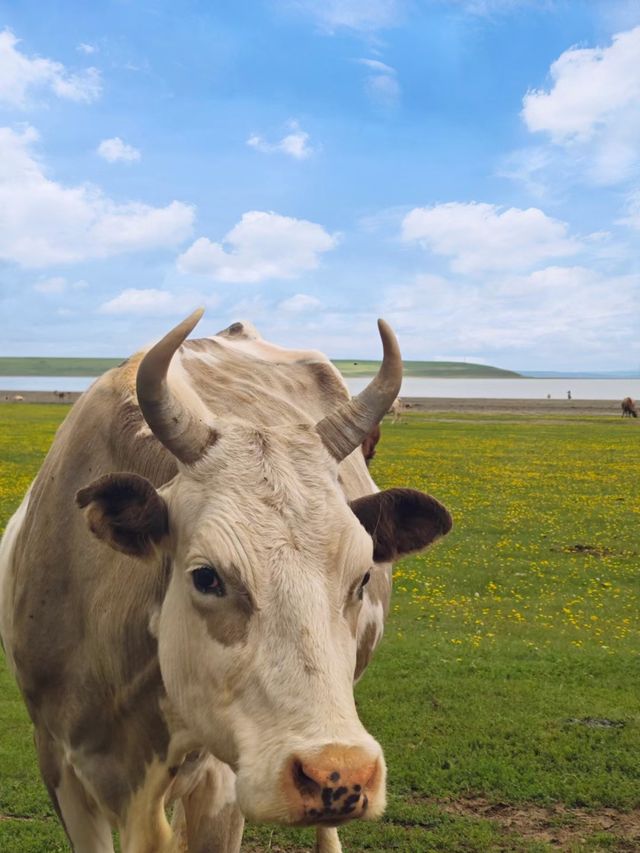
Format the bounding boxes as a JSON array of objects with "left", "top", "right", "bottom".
[{"left": 1, "top": 375, "right": 638, "bottom": 400}]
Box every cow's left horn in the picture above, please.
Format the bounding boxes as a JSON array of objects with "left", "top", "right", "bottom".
[
  {"left": 136, "top": 308, "right": 217, "bottom": 464},
  {"left": 316, "top": 319, "right": 402, "bottom": 462}
]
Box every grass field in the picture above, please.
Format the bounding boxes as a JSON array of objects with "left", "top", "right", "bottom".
[
  {"left": 0, "top": 405, "right": 638, "bottom": 852},
  {"left": 0, "top": 356, "right": 519, "bottom": 379}
]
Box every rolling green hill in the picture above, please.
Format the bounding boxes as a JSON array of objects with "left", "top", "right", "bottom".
[
  {"left": 333, "top": 359, "right": 521, "bottom": 378},
  {"left": 0, "top": 357, "right": 123, "bottom": 377},
  {"left": 0, "top": 356, "right": 521, "bottom": 379}
]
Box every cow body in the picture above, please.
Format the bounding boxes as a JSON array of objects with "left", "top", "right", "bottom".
[
  {"left": 621, "top": 397, "right": 638, "bottom": 417},
  {"left": 0, "top": 315, "right": 451, "bottom": 853}
]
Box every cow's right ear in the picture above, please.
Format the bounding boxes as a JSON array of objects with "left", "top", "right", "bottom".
[{"left": 76, "top": 473, "right": 168, "bottom": 558}]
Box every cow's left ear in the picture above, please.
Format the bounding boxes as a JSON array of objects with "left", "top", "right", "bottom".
[
  {"left": 76, "top": 473, "right": 169, "bottom": 558},
  {"left": 350, "top": 488, "right": 452, "bottom": 562}
]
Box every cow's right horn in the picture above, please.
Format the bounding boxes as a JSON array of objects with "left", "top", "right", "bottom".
[
  {"left": 316, "top": 319, "right": 402, "bottom": 462},
  {"left": 136, "top": 308, "right": 217, "bottom": 464}
]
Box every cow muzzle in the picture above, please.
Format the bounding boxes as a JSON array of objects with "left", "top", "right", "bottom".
[{"left": 283, "top": 744, "right": 385, "bottom": 826}]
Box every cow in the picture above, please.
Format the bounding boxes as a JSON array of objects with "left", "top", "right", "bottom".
[
  {"left": 388, "top": 397, "right": 405, "bottom": 423},
  {"left": 621, "top": 397, "right": 638, "bottom": 418},
  {"left": 0, "top": 310, "right": 452, "bottom": 853},
  {"left": 361, "top": 423, "right": 381, "bottom": 466}
]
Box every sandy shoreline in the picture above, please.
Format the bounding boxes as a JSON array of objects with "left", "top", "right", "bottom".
[{"left": 0, "top": 390, "right": 629, "bottom": 417}]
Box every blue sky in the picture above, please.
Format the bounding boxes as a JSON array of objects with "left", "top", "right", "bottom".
[{"left": 0, "top": 0, "right": 638, "bottom": 370}]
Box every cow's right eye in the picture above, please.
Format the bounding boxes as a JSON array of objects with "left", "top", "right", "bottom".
[{"left": 192, "top": 566, "right": 226, "bottom": 597}]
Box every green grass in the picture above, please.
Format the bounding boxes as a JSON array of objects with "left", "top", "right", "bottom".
[
  {"left": 0, "top": 356, "right": 520, "bottom": 379},
  {"left": 1, "top": 406, "right": 638, "bottom": 851}
]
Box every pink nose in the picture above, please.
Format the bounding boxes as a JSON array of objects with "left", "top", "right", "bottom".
[{"left": 285, "top": 745, "right": 381, "bottom": 824}]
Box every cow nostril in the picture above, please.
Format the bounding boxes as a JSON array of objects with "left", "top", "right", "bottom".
[{"left": 292, "top": 759, "right": 321, "bottom": 797}]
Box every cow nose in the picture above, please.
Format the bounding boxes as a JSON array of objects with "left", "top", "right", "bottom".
[{"left": 287, "top": 745, "right": 381, "bottom": 824}]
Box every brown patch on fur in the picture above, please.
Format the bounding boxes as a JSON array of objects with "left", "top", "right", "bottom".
[
  {"left": 354, "top": 622, "right": 377, "bottom": 681},
  {"left": 76, "top": 473, "right": 168, "bottom": 557},
  {"left": 361, "top": 424, "right": 381, "bottom": 466},
  {"left": 304, "top": 362, "right": 350, "bottom": 406},
  {"left": 193, "top": 581, "right": 254, "bottom": 647},
  {"left": 350, "top": 488, "right": 452, "bottom": 563},
  {"left": 217, "top": 322, "right": 247, "bottom": 338}
]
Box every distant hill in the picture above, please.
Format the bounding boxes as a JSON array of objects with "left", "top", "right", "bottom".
[
  {"left": 0, "top": 357, "right": 123, "bottom": 377},
  {"left": 333, "top": 359, "right": 521, "bottom": 378},
  {"left": 0, "top": 356, "right": 521, "bottom": 379}
]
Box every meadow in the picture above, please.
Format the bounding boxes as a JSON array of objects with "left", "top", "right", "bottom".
[{"left": 0, "top": 404, "right": 638, "bottom": 852}]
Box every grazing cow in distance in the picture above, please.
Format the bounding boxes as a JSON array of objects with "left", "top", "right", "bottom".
[
  {"left": 621, "top": 397, "right": 638, "bottom": 417},
  {"left": 361, "top": 423, "right": 381, "bottom": 466},
  {"left": 0, "top": 310, "right": 452, "bottom": 853},
  {"left": 388, "top": 397, "right": 404, "bottom": 423}
]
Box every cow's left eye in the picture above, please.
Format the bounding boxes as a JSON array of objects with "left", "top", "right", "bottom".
[{"left": 192, "top": 566, "right": 226, "bottom": 597}]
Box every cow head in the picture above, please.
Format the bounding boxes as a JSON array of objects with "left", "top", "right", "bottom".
[{"left": 76, "top": 311, "right": 452, "bottom": 827}]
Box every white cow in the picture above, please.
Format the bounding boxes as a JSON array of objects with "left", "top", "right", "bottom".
[{"left": 0, "top": 311, "right": 451, "bottom": 852}]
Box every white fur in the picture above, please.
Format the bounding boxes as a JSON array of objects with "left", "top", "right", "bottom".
[
  {"left": 155, "top": 423, "right": 387, "bottom": 824},
  {"left": 0, "top": 488, "right": 31, "bottom": 673},
  {"left": 55, "top": 762, "right": 115, "bottom": 853}
]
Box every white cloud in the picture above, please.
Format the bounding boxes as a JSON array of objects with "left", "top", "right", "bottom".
[
  {"left": 0, "top": 125, "right": 195, "bottom": 268},
  {"left": 279, "top": 293, "right": 322, "bottom": 312},
  {"left": 382, "top": 265, "right": 640, "bottom": 361},
  {"left": 177, "top": 211, "right": 338, "bottom": 283},
  {"left": 0, "top": 28, "right": 101, "bottom": 108},
  {"left": 617, "top": 190, "right": 640, "bottom": 230},
  {"left": 97, "top": 137, "right": 141, "bottom": 163},
  {"left": 401, "top": 202, "right": 582, "bottom": 274},
  {"left": 33, "top": 276, "right": 88, "bottom": 294},
  {"left": 285, "top": 0, "right": 404, "bottom": 34},
  {"left": 100, "top": 289, "right": 182, "bottom": 316},
  {"left": 247, "top": 120, "right": 314, "bottom": 160},
  {"left": 99, "top": 288, "right": 219, "bottom": 317},
  {"left": 77, "top": 43, "right": 97, "bottom": 55},
  {"left": 452, "top": 0, "right": 543, "bottom": 14},
  {"left": 33, "top": 276, "right": 67, "bottom": 294},
  {"left": 521, "top": 26, "right": 640, "bottom": 185},
  {"left": 357, "top": 58, "right": 400, "bottom": 107}
]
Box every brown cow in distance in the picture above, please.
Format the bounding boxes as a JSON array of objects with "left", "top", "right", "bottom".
[
  {"left": 361, "top": 424, "right": 381, "bottom": 465},
  {"left": 621, "top": 397, "right": 638, "bottom": 417}
]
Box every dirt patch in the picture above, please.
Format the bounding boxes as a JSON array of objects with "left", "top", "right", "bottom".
[
  {"left": 566, "top": 717, "right": 626, "bottom": 729},
  {"left": 402, "top": 397, "right": 624, "bottom": 417},
  {"left": 437, "top": 797, "right": 640, "bottom": 849}
]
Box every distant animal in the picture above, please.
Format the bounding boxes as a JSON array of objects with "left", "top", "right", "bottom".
[
  {"left": 0, "top": 311, "right": 452, "bottom": 853},
  {"left": 12, "top": 395, "right": 24, "bottom": 402},
  {"left": 361, "top": 423, "right": 381, "bottom": 465},
  {"left": 621, "top": 397, "right": 638, "bottom": 418},
  {"left": 388, "top": 397, "right": 404, "bottom": 423}
]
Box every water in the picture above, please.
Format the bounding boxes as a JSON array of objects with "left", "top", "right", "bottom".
[
  {"left": 0, "top": 377, "right": 96, "bottom": 392},
  {"left": 344, "top": 377, "right": 639, "bottom": 400},
  {"left": 1, "top": 375, "right": 638, "bottom": 400}
]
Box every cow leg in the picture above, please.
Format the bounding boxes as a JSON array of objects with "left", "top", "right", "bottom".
[
  {"left": 315, "top": 827, "right": 343, "bottom": 853},
  {"left": 56, "top": 765, "right": 115, "bottom": 853},
  {"left": 175, "top": 754, "right": 244, "bottom": 853},
  {"left": 35, "top": 730, "right": 114, "bottom": 853},
  {"left": 118, "top": 759, "right": 174, "bottom": 853}
]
